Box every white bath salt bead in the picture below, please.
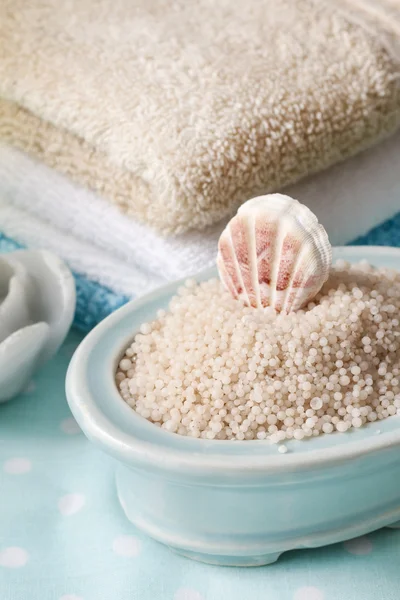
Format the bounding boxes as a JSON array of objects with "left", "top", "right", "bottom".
[
  {"left": 119, "top": 359, "right": 132, "bottom": 372},
  {"left": 293, "top": 429, "right": 305, "bottom": 440},
  {"left": 310, "top": 397, "right": 323, "bottom": 410},
  {"left": 256, "top": 414, "right": 267, "bottom": 425},
  {"left": 336, "top": 421, "right": 348, "bottom": 433},
  {"left": 278, "top": 445, "right": 288, "bottom": 454},
  {"left": 305, "top": 418, "right": 315, "bottom": 429},
  {"left": 322, "top": 422, "right": 334, "bottom": 434},
  {"left": 267, "top": 414, "right": 278, "bottom": 425},
  {"left": 351, "top": 417, "right": 363, "bottom": 428},
  {"left": 164, "top": 420, "right": 178, "bottom": 433}
]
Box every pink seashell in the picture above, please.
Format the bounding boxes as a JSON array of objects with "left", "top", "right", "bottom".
[{"left": 217, "top": 194, "right": 332, "bottom": 312}]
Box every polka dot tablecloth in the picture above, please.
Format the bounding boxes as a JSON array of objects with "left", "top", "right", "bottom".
[{"left": 1, "top": 331, "right": 400, "bottom": 600}]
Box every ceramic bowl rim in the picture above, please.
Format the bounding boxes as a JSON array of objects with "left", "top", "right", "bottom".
[{"left": 66, "top": 246, "right": 400, "bottom": 475}]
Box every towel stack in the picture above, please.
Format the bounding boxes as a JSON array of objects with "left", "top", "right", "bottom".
[{"left": 0, "top": 0, "right": 400, "bottom": 329}]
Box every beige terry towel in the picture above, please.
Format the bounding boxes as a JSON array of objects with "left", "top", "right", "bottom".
[{"left": 1, "top": 0, "right": 400, "bottom": 234}]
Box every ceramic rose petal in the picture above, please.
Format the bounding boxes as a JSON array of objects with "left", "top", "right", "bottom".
[{"left": 0, "top": 250, "right": 75, "bottom": 402}]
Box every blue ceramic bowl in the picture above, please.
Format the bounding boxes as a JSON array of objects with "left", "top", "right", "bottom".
[{"left": 66, "top": 246, "right": 400, "bottom": 567}]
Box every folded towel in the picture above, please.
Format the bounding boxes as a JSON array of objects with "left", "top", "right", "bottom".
[
  {"left": 0, "top": 145, "right": 221, "bottom": 284},
  {"left": 1, "top": 128, "right": 400, "bottom": 297},
  {"left": 1, "top": 0, "right": 400, "bottom": 234}
]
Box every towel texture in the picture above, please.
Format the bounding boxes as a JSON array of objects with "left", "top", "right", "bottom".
[{"left": 1, "top": 0, "right": 400, "bottom": 234}]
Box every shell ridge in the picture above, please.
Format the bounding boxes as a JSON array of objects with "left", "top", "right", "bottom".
[
  {"left": 228, "top": 224, "right": 250, "bottom": 306},
  {"left": 292, "top": 258, "right": 317, "bottom": 312},
  {"left": 281, "top": 244, "right": 308, "bottom": 313},
  {"left": 247, "top": 212, "right": 261, "bottom": 309},
  {"left": 217, "top": 254, "right": 238, "bottom": 299},
  {"left": 269, "top": 216, "right": 286, "bottom": 309},
  {"left": 217, "top": 225, "right": 241, "bottom": 299}
]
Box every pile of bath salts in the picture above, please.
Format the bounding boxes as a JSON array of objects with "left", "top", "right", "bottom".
[{"left": 116, "top": 260, "right": 400, "bottom": 442}]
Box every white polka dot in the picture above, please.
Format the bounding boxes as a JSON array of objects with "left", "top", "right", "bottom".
[
  {"left": 22, "top": 380, "right": 36, "bottom": 394},
  {"left": 174, "top": 589, "right": 205, "bottom": 600},
  {"left": 0, "top": 547, "right": 29, "bottom": 568},
  {"left": 60, "top": 417, "right": 81, "bottom": 435},
  {"left": 3, "top": 458, "right": 32, "bottom": 475},
  {"left": 112, "top": 535, "right": 142, "bottom": 557},
  {"left": 293, "top": 587, "right": 324, "bottom": 600},
  {"left": 59, "top": 595, "right": 84, "bottom": 600},
  {"left": 58, "top": 494, "right": 86, "bottom": 516},
  {"left": 343, "top": 536, "right": 373, "bottom": 555}
]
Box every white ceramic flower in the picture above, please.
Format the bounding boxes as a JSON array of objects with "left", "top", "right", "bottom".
[{"left": 0, "top": 250, "right": 76, "bottom": 402}]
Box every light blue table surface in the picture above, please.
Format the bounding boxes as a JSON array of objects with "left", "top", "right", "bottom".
[{"left": 1, "top": 330, "right": 400, "bottom": 600}]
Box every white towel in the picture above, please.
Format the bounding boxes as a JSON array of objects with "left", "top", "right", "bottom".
[
  {"left": 0, "top": 144, "right": 221, "bottom": 283},
  {"left": 0, "top": 133, "right": 399, "bottom": 297},
  {"left": 0, "top": 204, "right": 165, "bottom": 297}
]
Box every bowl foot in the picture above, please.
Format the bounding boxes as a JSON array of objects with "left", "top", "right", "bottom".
[{"left": 169, "top": 546, "right": 281, "bottom": 567}]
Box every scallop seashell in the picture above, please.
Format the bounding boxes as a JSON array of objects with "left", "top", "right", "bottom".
[{"left": 217, "top": 194, "right": 332, "bottom": 312}]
